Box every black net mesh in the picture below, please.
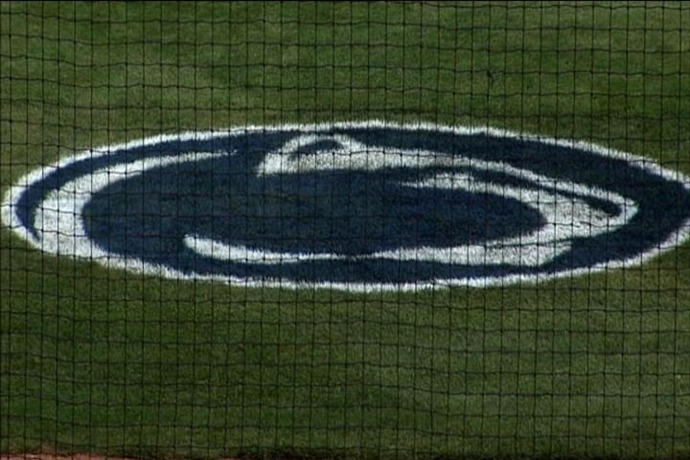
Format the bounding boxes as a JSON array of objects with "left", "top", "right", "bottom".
[{"left": 1, "top": 2, "right": 689, "bottom": 460}]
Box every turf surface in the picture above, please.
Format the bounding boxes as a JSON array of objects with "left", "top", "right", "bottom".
[{"left": 1, "top": 2, "right": 690, "bottom": 459}]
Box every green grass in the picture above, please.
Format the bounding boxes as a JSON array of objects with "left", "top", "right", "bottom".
[{"left": 2, "top": 1, "right": 690, "bottom": 459}]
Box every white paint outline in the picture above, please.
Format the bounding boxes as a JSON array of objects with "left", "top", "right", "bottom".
[{"left": 2, "top": 121, "right": 690, "bottom": 292}]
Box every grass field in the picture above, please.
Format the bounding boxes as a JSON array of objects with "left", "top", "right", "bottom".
[{"left": 1, "top": 2, "right": 690, "bottom": 459}]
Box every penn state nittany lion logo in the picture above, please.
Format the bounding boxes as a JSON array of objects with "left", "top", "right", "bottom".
[{"left": 3, "top": 122, "right": 690, "bottom": 291}]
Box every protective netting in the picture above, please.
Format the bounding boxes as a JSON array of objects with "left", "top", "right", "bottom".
[{"left": 1, "top": 2, "right": 689, "bottom": 460}]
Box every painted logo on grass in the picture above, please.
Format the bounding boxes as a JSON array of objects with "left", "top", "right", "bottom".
[{"left": 3, "top": 122, "right": 690, "bottom": 291}]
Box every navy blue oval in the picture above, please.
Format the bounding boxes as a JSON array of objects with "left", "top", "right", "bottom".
[{"left": 5, "top": 123, "right": 690, "bottom": 290}]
